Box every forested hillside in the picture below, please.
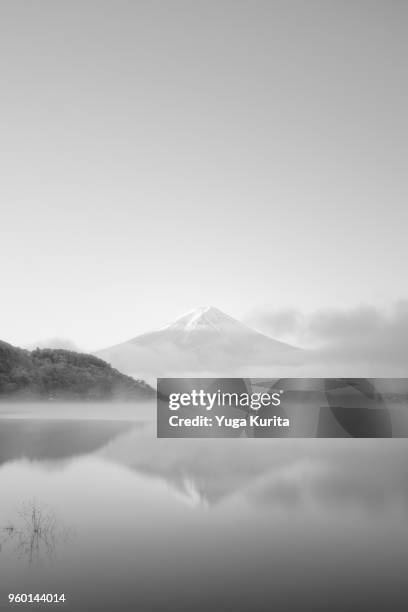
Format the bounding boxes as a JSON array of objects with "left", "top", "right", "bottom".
[{"left": 0, "top": 341, "right": 154, "bottom": 401}]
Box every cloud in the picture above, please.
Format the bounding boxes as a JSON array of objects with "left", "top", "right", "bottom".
[
  {"left": 246, "top": 308, "right": 301, "bottom": 338},
  {"left": 306, "top": 305, "right": 385, "bottom": 341},
  {"left": 245, "top": 301, "right": 408, "bottom": 370}
]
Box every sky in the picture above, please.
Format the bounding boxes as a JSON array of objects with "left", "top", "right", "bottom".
[{"left": 1, "top": 0, "right": 407, "bottom": 351}]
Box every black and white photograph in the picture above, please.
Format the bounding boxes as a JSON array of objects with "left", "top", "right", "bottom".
[{"left": 1, "top": 1, "right": 408, "bottom": 610}]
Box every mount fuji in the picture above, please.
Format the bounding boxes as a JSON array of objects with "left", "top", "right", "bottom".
[{"left": 95, "top": 306, "right": 301, "bottom": 381}]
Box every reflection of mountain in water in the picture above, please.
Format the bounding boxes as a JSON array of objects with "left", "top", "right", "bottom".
[
  {"left": 1, "top": 415, "right": 408, "bottom": 515},
  {"left": 99, "top": 431, "right": 285, "bottom": 504},
  {"left": 0, "top": 419, "right": 136, "bottom": 466},
  {"left": 97, "top": 426, "right": 408, "bottom": 512}
]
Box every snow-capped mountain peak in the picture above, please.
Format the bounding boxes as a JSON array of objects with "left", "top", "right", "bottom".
[
  {"left": 162, "top": 306, "right": 245, "bottom": 333},
  {"left": 96, "top": 306, "right": 302, "bottom": 380}
]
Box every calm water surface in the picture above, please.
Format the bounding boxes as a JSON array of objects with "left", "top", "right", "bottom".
[{"left": 0, "top": 403, "right": 408, "bottom": 611}]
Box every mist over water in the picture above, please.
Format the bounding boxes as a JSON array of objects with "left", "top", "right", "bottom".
[{"left": 0, "top": 403, "right": 407, "bottom": 611}]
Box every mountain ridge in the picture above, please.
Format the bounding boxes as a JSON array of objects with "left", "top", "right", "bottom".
[{"left": 96, "top": 306, "right": 301, "bottom": 379}]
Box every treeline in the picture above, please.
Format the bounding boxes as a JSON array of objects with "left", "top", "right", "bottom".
[{"left": 0, "top": 341, "right": 154, "bottom": 401}]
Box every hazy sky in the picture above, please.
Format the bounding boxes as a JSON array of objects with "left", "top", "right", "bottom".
[{"left": 1, "top": 0, "right": 407, "bottom": 350}]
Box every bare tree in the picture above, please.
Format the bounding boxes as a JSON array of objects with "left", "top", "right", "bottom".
[{"left": 0, "top": 499, "right": 73, "bottom": 565}]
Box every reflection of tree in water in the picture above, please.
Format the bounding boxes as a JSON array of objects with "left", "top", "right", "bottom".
[{"left": 0, "top": 500, "right": 73, "bottom": 564}]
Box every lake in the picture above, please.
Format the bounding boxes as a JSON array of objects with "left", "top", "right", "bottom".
[{"left": 0, "top": 403, "right": 408, "bottom": 611}]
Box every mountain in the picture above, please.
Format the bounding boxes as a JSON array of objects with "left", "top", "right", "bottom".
[
  {"left": 96, "top": 306, "right": 301, "bottom": 380},
  {"left": 0, "top": 340, "right": 154, "bottom": 401}
]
